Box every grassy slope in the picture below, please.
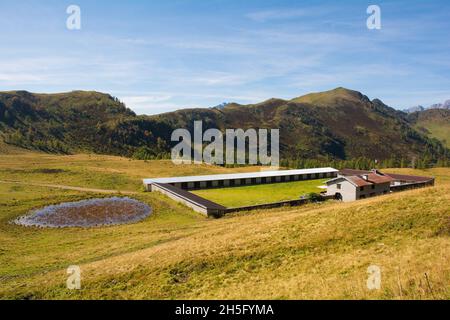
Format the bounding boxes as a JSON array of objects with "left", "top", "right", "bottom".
[
  {"left": 0, "top": 152, "right": 259, "bottom": 192},
  {"left": 3, "top": 88, "right": 447, "bottom": 161},
  {"left": 0, "top": 140, "right": 28, "bottom": 155},
  {"left": 0, "top": 153, "right": 449, "bottom": 299},
  {"left": 409, "top": 109, "right": 450, "bottom": 149},
  {"left": 192, "top": 179, "right": 328, "bottom": 207},
  {"left": 414, "top": 122, "right": 450, "bottom": 149}
]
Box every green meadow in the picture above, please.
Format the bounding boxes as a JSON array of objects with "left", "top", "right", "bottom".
[{"left": 192, "top": 179, "right": 328, "bottom": 207}]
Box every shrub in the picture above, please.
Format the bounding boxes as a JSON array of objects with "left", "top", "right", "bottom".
[{"left": 307, "top": 192, "right": 325, "bottom": 203}]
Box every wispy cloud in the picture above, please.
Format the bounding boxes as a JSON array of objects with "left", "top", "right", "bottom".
[
  {"left": 245, "top": 5, "right": 337, "bottom": 22},
  {"left": 0, "top": 73, "right": 45, "bottom": 84},
  {"left": 246, "top": 9, "right": 310, "bottom": 22},
  {"left": 121, "top": 94, "right": 173, "bottom": 107},
  {"left": 290, "top": 64, "right": 412, "bottom": 88}
]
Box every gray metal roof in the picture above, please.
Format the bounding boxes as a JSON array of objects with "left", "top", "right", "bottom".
[
  {"left": 152, "top": 183, "right": 226, "bottom": 210},
  {"left": 143, "top": 167, "right": 338, "bottom": 185}
]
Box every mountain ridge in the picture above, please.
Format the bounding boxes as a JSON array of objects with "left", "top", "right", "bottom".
[{"left": 0, "top": 88, "right": 448, "bottom": 164}]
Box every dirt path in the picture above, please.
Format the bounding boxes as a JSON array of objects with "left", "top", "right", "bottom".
[{"left": 0, "top": 179, "right": 138, "bottom": 195}]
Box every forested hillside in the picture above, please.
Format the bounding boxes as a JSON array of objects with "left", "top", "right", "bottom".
[{"left": 1, "top": 88, "right": 448, "bottom": 168}]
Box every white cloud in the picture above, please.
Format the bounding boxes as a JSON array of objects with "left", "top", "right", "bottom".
[
  {"left": 121, "top": 94, "right": 172, "bottom": 108},
  {"left": 116, "top": 94, "right": 178, "bottom": 115},
  {"left": 0, "top": 73, "right": 44, "bottom": 84},
  {"left": 122, "top": 95, "right": 172, "bottom": 103},
  {"left": 245, "top": 5, "right": 337, "bottom": 22},
  {"left": 246, "top": 9, "right": 309, "bottom": 22},
  {"left": 0, "top": 56, "right": 154, "bottom": 88},
  {"left": 291, "top": 64, "right": 411, "bottom": 88}
]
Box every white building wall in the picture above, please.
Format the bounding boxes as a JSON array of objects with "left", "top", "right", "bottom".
[
  {"left": 328, "top": 180, "right": 391, "bottom": 202},
  {"left": 327, "top": 179, "right": 358, "bottom": 202}
]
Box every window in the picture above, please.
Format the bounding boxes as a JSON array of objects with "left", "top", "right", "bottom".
[
  {"left": 360, "top": 186, "right": 364, "bottom": 191},
  {"left": 371, "top": 185, "right": 375, "bottom": 189},
  {"left": 337, "top": 183, "right": 342, "bottom": 190}
]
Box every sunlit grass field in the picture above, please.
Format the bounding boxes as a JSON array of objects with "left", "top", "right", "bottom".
[
  {"left": 0, "top": 150, "right": 449, "bottom": 300},
  {"left": 0, "top": 151, "right": 259, "bottom": 191},
  {"left": 192, "top": 179, "right": 328, "bottom": 207}
]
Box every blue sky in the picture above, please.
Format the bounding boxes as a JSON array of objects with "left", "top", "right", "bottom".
[{"left": 0, "top": 0, "right": 449, "bottom": 114}]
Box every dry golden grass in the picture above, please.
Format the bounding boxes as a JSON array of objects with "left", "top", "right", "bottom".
[
  {"left": 0, "top": 152, "right": 449, "bottom": 300},
  {"left": 0, "top": 152, "right": 260, "bottom": 191}
]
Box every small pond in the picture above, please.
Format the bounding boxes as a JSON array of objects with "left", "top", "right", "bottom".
[{"left": 14, "top": 197, "right": 152, "bottom": 228}]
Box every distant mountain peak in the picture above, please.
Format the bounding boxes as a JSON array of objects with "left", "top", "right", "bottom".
[
  {"left": 403, "top": 105, "right": 425, "bottom": 113},
  {"left": 429, "top": 99, "right": 450, "bottom": 110},
  {"left": 404, "top": 99, "right": 450, "bottom": 113},
  {"left": 212, "top": 102, "right": 231, "bottom": 110}
]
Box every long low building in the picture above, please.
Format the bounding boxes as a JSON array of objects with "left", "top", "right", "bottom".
[
  {"left": 150, "top": 182, "right": 226, "bottom": 216},
  {"left": 143, "top": 167, "right": 339, "bottom": 192}
]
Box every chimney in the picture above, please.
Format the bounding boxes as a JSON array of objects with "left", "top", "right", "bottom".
[{"left": 371, "top": 169, "right": 384, "bottom": 176}]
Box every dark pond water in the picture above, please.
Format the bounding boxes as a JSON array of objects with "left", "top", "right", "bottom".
[{"left": 14, "top": 197, "right": 152, "bottom": 228}]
